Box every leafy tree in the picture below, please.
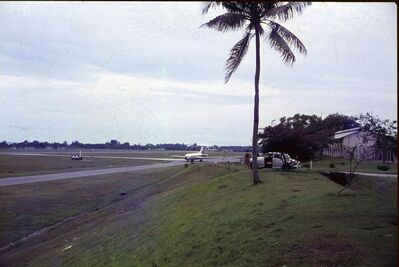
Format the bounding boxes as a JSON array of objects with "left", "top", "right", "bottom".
[
  {"left": 121, "top": 142, "right": 130, "bottom": 149},
  {"left": 0, "top": 141, "right": 8, "bottom": 149},
  {"left": 145, "top": 143, "right": 154, "bottom": 150},
  {"left": 359, "top": 113, "right": 397, "bottom": 163},
  {"left": 31, "top": 140, "right": 40, "bottom": 148},
  {"left": 202, "top": 2, "right": 310, "bottom": 184},
  {"left": 71, "top": 141, "right": 83, "bottom": 148},
  {"left": 260, "top": 114, "right": 322, "bottom": 161},
  {"left": 260, "top": 113, "right": 361, "bottom": 161},
  {"left": 323, "top": 113, "right": 359, "bottom": 131},
  {"left": 110, "top": 139, "right": 120, "bottom": 148}
]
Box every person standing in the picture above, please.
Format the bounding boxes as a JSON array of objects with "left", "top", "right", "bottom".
[{"left": 244, "top": 151, "right": 251, "bottom": 169}]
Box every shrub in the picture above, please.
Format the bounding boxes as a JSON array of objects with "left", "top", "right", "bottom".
[
  {"left": 377, "top": 165, "right": 390, "bottom": 171},
  {"left": 302, "top": 163, "right": 310, "bottom": 168},
  {"left": 329, "top": 163, "right": 336, "bottom": 169}
]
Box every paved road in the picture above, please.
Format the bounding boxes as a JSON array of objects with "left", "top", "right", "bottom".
[
  {"left": 0, "top": 161, "right": 184, "bottom": 187},
  {"left": 345, "top": 171, "right": 397, "bottom": 178},
  {"left": 0, "top": 156, "right": 241, "bottom": 187}
]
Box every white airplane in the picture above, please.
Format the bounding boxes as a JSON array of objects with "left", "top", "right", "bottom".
[{"left": 171, "top": 147, "right": 210, "bottom": 163}]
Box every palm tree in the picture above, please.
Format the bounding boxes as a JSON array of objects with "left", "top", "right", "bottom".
[{"left": 202, "top": 2, "right": 310, "bottom": 184}]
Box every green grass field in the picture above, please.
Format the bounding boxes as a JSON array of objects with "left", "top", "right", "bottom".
[
  {"left": 309, "top": 157, "right": 397, "bottom": 174},
  {"left": 0, "top": 166, "right": 183, "bottom": 248},
  {"left": 0, "top": 154, "right": 167, "bottom": 178},
  {"left": 0, "top": 164, "right": 396, "bottom": 266}
]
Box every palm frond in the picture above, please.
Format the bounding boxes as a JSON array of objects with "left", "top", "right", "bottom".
[
  {"left": 269, "top": 21, "right": 307, "bottom": 55},
  {"left": 201, "top": 13, "right": 247, "bottom": 32},
  {"left": 260, "top": 2, "right": 280, "bottom": 13},
  {"left": 264, "top": 2, "right": 311, "bottom": 22},
  {"left": 267, "top": 29, "right": 295, "bottom": 65},
  {"left": 225, "top": 31, "right": 252, "bottom": 83},
  {"left": 202, "top": 2, "right": 221, "bottom": 14},
  {"left": 202, "top": 1, "right": 248, "bottom": 15},
  {"left": 222, "top": 2, "right": 249, "bottom": 14}
]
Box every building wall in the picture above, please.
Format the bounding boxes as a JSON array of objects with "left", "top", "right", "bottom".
[
  {"left": 342, "top": 132, "right": 375, "bottom": 159},
  {"left": 323, "top": 131, "right": 396, "bottom": 162},
  {"left": 342, "top": 131, "right": 375, "bottom": 148}
]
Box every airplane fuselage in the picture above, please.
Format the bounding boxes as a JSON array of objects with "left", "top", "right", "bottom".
[{"left": 184, "top": 152, "right": 208, "bottom": 162}]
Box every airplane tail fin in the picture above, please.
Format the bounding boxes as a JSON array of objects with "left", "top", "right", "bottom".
[{"left": 200, "top": 146, "right": 205, "bottom": 153}]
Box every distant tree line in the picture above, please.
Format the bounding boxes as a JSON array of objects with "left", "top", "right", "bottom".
[
  {"left": 0, "top": 139, "right": 250, "bottom": 152},
  {"left": 259, "top": 113, "right": 397, "bottom": 162}
]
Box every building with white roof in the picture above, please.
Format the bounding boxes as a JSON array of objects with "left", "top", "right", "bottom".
[{"left": 323, "top": 127, "right": 395, "bottom": 162}]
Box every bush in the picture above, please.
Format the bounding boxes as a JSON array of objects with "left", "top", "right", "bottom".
[
  {"left": 377, "top": 165, "right": 390, "bottom": 171},
  {"left": 302, "top": 163, "right": 310, "bottom": 168},
  {"left": 329, "top": 163, "right": 336, "bottom": 169}
]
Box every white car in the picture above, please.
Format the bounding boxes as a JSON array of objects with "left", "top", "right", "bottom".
[{"left": 250, "top": 152, "right": 300, "bottom": 170}]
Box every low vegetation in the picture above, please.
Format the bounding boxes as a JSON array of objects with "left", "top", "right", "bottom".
[
  {"left": 377, "top": 165, "right": 391, "bottom": 171},
  {"left": 0, "top": 166, "right": 181, "bottom": 247},
  {"left": 0, "top": 164, "right": 396, "bottom": 266},
  {"left": 308, "top": 157, "right": 397, "bottom": 174},
  {"left": 0, "top": 154, "right": 163, "bottom": 178}
]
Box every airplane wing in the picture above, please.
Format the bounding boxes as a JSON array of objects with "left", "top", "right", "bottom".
[
  {"left": 170, "top": 155, "right": 186, "bottom": 158},
  {"left": 189, "top": 156, "right": 218, "bottom": 160}
]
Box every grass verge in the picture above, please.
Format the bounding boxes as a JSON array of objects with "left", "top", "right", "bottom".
[{"left": 308, "top": 157, "right": 397, "bottom": 174}]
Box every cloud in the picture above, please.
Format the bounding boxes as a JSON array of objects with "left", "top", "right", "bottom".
[
  {"left": 6, "top": 124, "right": 44, "bottom": 131},
  {"left": 0, "top": 2, "right": 396, "bottom": 145}
]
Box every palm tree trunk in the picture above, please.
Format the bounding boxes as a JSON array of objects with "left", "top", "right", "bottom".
[{"left": 252, "top": 27, "right": 261, "bottom": 185}]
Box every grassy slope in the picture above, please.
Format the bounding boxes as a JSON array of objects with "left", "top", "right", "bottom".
[
  {"left": 1, "top": 165, "right": 397, "bottom": 266},
  {"left": 123, "top": 166, "right": 397, "bottom": 267},
  {"left": 0, "top": 167, "right": 182, "bottom": 247}
]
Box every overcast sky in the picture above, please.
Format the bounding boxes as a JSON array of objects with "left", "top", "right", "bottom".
[{"left": 0, "top": 2, "right": 397, "bottom": 146}]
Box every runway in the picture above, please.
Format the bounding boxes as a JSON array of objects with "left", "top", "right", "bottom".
[
  {"left": 0, "top": 161, "right": 184, "bottom": 187},
  {"left": 0, "top": 153, "right": 241, "bottom": 187}
]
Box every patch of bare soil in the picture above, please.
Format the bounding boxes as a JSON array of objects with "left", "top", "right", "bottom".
[
  {"left": 321, "top": 171, "right": 398, "bottom": 195},
  {"left": 320, "top": 171, "right": 348, "bottom": 186}
]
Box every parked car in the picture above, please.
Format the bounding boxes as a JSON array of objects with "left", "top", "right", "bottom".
[{"left": 250, "top": 152, "right": 300, "bottom": 170}]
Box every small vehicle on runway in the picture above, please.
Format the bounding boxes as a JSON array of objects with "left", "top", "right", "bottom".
[
  {"left": 250, "top": 152, "right": 300, "bottom": 170},
  {"left": 71, "top": 150, "right": 83, "bottom": 160}
]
